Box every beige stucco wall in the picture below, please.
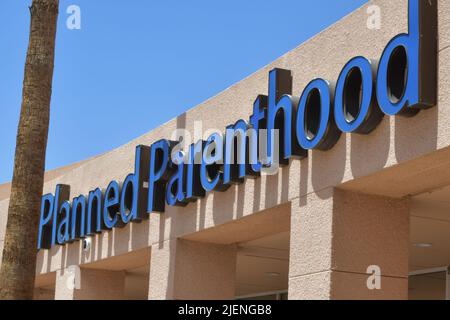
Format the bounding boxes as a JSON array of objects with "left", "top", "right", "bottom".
[
  {"left": 149, "top": 239, "right": 237, "bottom": 300},
  {"left": 289, "top": 188, "right": 410, "bottom": 300},
  {"left": 1, "top": 0, "right": 450, "bottom": 298},
  {"left": 55, "top": 268, "right": 125, "bottom": 300}
]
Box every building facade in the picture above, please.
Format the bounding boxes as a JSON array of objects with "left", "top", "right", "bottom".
[{"left": 1, "top": 0, "right": 450, "bottom": 300}]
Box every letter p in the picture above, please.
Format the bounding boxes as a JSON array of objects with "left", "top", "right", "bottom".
[{"left": 38, "top": 194, "right": 55, "bottom": 250}]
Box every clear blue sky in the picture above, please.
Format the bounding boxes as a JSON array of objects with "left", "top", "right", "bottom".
[{"left": 0, "top": 0, "right": 368, "bottom": 184}]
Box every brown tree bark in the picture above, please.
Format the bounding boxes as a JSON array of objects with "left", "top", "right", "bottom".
[{"left": 0, "top": 0, "right": 59, "bottom": 300}]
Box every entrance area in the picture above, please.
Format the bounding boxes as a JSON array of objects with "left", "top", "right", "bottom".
[
  {"left": 235, "top": 232, "right": 289, "bottom": 300},
  {"left": 409, "top": 185, "right": 450, "bottom": 300}
]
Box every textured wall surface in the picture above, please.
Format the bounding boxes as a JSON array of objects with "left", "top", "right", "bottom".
[
  {"left": 54, "top": 268, "right": 125, "bottom": 300},
  {"left": 289, "top": 189, "right": 409, "bottom": 300}
]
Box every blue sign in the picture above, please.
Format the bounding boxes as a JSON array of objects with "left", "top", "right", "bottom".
[{"left": 38, "top": 0, "right": 437, "bottom": 250}]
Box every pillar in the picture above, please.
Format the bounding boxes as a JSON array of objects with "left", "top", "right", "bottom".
[
  {"left": 148, "top": 239, "right": 237, "bottom": 300},
  {"left": 288, "top": 188, "right": 409, "bottom": 300},
  {"left": 55, "top": 267, "right": 125, "bottom": 300}
]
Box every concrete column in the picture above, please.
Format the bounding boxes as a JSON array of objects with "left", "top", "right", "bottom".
[
  {"left": 149, "top": 239, "right": 237, "bottom": 300},
  {"left": 288, "top": 188, "right": 409, "bottom": 300},
  {"left": 55, "top": 267, "right": 125, "bottom": 300}
]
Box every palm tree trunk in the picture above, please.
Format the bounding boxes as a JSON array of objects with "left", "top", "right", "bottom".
[{"left": 0, "top": 0, "right": 59, "bottom": 300}]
